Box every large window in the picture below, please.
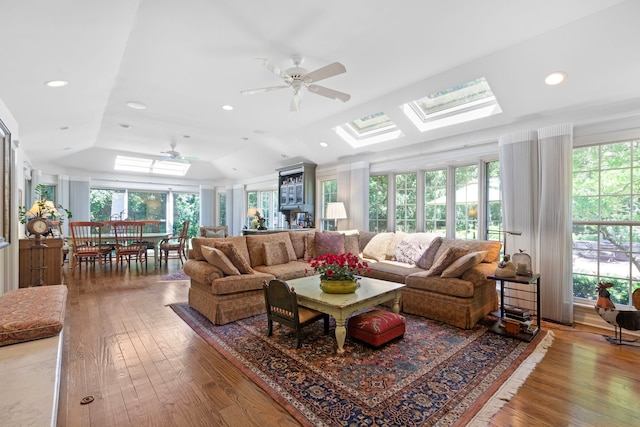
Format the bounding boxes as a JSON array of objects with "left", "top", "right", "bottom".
[
  {"left": 395, "top": 173, "right": 416, "bottom": 233},
  {"left": 573, "top": 140, "right": 640, "bottom": 305},
  {"left": 454, "top": 165, "right": 478, "bottom": 239},
  {"left": 320, "top": 179, "right": 338, "bottom": 230},
  {"left": 369, "top": 175, "right": 388, "bottom": 232},
  {"left": 424, "top": 169, "right": 446, "bottom": 235}
]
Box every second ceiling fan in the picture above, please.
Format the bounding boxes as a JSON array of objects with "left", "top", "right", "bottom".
[{"left": 241, "top": 55, "right": 351, "bottom": 111}]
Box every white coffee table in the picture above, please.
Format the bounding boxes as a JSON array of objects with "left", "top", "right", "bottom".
[{"left": 288, "top": 275, "right": 405, "bottom": 354}]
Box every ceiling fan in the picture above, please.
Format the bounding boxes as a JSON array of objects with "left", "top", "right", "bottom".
[
  {"left": 241, "top": 55, "right": 351, "bottom": 111},
  {"left": 159, "top": 142, "right": 197, "bottom": 162}
]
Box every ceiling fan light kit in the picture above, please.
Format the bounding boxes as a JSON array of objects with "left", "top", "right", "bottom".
[{"left": 241, "top": 55, "right": 351, "bottom": 111}]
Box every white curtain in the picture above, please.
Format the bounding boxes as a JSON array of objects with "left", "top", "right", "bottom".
[
  {"left": 499, "top": 123, "right": 573, "bottom": 324},
  {"left": 537, "top": 124, "right": 573, "bottom": 324}
]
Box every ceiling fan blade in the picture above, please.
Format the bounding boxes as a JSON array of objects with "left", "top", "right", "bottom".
[
  {"left": 241, "top": 85, "right": 289, "bottom": 96},
  {"left": 256, "top": 58, "right": 288, "bottom": 79},
  {"left": 304, "top": 62, "right": 346, "bottom": 83},
  {"left": 290, "top": 88, "right": 304, "bottom": 111},
  {"left": 307, "top": 84, "right": 351, "bottom": 103}
]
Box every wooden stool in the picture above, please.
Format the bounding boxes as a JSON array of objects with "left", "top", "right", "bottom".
[{"left": 348, "top": 309, "right": 405, "bottom": 347}]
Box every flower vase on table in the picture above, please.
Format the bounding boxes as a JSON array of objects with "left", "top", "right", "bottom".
[{"left": 308, "top": 253, "right": 370, "bottom": 294}]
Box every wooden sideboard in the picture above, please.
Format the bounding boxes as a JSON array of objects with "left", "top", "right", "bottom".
[{"left": 18, "top": 238, "right": 63, "bottom": 287}]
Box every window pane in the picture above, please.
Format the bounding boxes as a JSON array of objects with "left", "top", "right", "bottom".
[
  {"left": 219, "top": 193, "right": 226, "bottom": 226},
  {"left": 369, "top": 175, "right": 388, "bottom": 232},
  {"left": 321, "top": 180, "right": 338, "bottom": 231},
  {"left": 173, "top": 193, "right": 199, "bottom": 237},
  {"left": 395, "top": 173, "right": 416, "bottom": 233},
  {"left": 454, "top": 165, "right": 478, "bottom": 239},
  {"left": 486, "top": 161, "right": 502, "bottom": 241},
  {"left": 90, "top": 189, "right": 126, "bottom": 222},
  {"left": 128, "top": 191, "right": 167, "bottom": 227},
  {"left": 424, "top": 169, "right": 446, "bottom": 236}
]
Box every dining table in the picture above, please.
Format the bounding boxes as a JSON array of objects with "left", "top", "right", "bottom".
[
  {"left": 102, "top": 232, "right": 171, "bottom": 268},
  {"left": 70, "top": 231, "right": 171, "bottom": 270}
]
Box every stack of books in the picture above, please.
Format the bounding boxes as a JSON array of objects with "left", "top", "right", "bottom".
[{"left": 503, "top": 305, "right": 537, "bottom": 335}]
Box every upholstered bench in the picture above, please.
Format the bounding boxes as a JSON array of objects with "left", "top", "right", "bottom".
[
  {"left": 0, "top": 285, "right": 67, "bottom": 426},
  {"left": 348, "top": 309, "right": 405, "bottom": 347},
  {"left": 0, "top": 285, "right": 67, "bottom": 347}
]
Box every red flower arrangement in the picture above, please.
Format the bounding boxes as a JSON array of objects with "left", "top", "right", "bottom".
[{"left": 307, "top": 253, "right": 369, "bottom": 281}]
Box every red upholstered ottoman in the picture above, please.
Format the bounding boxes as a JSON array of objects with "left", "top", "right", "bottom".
[{"left": 348, "top": 309, "right": 405, "bottom": 347}]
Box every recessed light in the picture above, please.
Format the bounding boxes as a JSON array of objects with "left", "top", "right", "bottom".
[
  {"left": 119, "top": 123, "right": 131, "bottom": 128},
  {"left": 241, "top": 137, "right": 249, "bottom": 141},
  {"left": 222, "top": 105, "right": 234, "bottom": 111},
  {"left": 58, "top": 126, "right": 70, "bottom": 131},
  {"left": 320, "top": 141, "right": 328, "bottom": 147},
  {"left": 182, "top": 135, "right": 191, "bottom": 139},
  {"left": 545, "top": 71, "right": 567, "bottom": 86},
  {"left": 44, "top": 80, "right": 69, "bottom": 88},
  {"left": 126, "top": 101, "right": 147, "bottom": 110}
]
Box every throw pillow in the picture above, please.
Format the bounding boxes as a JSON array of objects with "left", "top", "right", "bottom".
[
  {"left": 204, "top": 229, "right": 225, "bottom": 238},
  {"left": 385, "top": 231, "right": 407, "bottom": 260},
  {"left": 392, "top": 240, "right": 424, "bottom": 265},
  {"left": 344, "top": 234, "right": 360, "bottom": 255},
  {"left": 426, "top": 247, "right": 469, "bottom": 277},
  {"left": 214, "top": 242, "right": 254, "bottom": 274},
  {"left": 263, "top": 241, "right": 290, "bottom": 266},
  {"left": 304, "top": 233, "right": 317, "bottom": 259},
  {"left": 201, "top": 245, "right": 240, "bottom": 276},
  {"left": 362, "top": 232, "right": 395, "bottom": 261},
  {"left": 441, "top": 251, "right": 487, "bottom": 278},
  {"left": 315, "top": 232, "right": 345, "bottom": 257},
  {"left": 415, "top": 236, "right": 444, "bottom": 270}
]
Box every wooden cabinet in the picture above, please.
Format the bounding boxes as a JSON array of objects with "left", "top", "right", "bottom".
[
  {"left": 277, "top": 162, "right": 316, "bottom": 227},
  {"left": 19, "top": 238, "right": 63, "bottom": 287}
]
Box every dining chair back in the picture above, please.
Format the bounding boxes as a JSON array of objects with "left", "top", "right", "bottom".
[
  {"left": 159, "top": 220, "right": 190, "bottom": 266},
  {"left": 112, "top": 221, "right": 147, "bottom": 271},
  {"left": 69, "top": 221, "right": 113, "bottom": 273},
  {"left": 263, "top": 279, "right": 329, "bottom": 348}
]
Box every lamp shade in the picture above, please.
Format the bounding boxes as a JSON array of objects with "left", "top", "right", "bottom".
[
  {"left": 247, "top": 208, "right": 258, "bottom": 218},
  {"left": 26, "top": 200, "right": 57, "bottom": 217},
  {"left": 326, "top": 202, "right": 347, "bottom": 220}
]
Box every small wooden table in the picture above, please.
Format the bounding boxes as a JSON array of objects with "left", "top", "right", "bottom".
[{"left": 287, "top": 275, "right": 405, "bottom": 354}]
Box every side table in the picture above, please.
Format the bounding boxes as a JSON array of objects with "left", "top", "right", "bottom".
[{"left": 488, "top": 273, "right": 541, "bottom": 342}]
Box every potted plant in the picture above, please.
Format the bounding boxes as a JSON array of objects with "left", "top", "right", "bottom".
[
  {"left": 308, "top": 252, "right": 369, "bottom": 294},
  {"left": 18, "top": 184, "right": 73, "bottom": 237}
]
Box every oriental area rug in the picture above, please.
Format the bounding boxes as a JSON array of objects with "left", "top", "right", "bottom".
[
  {"left": 161, "top": 270, "right": 190, "bottom": 281},
  {"left": 170, "top": 303, "right": 553, "bottom": 426}
]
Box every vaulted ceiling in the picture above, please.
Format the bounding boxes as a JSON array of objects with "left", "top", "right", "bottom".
[{"left": 1, "top": 0, "right": 639, "bottom": 184}]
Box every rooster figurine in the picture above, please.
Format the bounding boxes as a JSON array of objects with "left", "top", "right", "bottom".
[{"left": 595, "top": 282, "right": 640, "bottom": 345}]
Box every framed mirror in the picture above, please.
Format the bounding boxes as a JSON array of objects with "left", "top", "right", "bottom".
[{"left": 1, "top": 118, "right": 11, "bottom": 247}]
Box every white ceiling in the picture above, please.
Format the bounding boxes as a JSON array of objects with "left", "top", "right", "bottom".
[{"left": 1, "top": 0, "right": 639, "bottom": 185}]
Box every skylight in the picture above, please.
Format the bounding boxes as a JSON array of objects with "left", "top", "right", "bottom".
[
  {"left": 114, "top": 156, "right": 191, "bottom": 176},
  {"left": 334, "top": 112, "right": 403, "bottom": 148},
  {"left": 401, "top": 77, "right": 501, "bottom": 132}
]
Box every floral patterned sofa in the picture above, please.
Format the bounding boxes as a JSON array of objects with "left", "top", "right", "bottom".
[{"left": 184, "top": 229, "right": 500, "bottom": 329}]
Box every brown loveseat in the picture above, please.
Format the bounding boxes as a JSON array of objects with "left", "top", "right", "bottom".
[
  {"left": 184, "top": 230, "right": 316, "bottom": 325},
  {"left": 184, "top": 229, "right": 500, "bottom": 329}
]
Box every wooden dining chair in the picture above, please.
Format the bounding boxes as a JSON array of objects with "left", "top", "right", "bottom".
[
  {"left": 112, "top": 221, "right": 147, "bottom": 271},
  {"left": 263, "top": 279, "right": 329, "bottom": 349},
  {"left": 69, "top": 221, "right": 113, "bottom": 273},
  {"left": 159, "top": 220, "right": 190, "bottom": 267},
  {"left": 138, "top": 219, "right": 162, "bottom": 255}
]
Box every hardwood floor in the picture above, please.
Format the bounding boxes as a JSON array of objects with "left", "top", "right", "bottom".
[{"left": 57, "top": 262, "right": 640, "bottom": 426}]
